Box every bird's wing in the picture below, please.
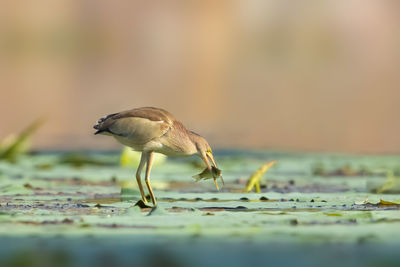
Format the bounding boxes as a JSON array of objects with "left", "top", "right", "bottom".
[{"left": 94, "top": 107, "right": 173, "bottom": 144}]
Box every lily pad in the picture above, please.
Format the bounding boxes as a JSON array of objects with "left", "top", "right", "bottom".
[{"left": 1, "top": 150, "right": 400, "bottom": 266}]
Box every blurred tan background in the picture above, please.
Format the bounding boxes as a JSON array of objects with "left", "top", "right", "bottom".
[{"left": 1, "top": 0, "right": 399, "bottom": 153}]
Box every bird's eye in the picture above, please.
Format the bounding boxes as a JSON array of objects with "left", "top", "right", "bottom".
[{"left": 207, "top": 149, "right": 212, "bottom": 154}]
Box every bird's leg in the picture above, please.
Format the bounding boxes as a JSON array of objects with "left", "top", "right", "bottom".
[
  {"left": 136, "top": 152, "right": 148, "bottom": 203},
  {"left": 145, "top": 152, "right": 157, "bottom": 206}
]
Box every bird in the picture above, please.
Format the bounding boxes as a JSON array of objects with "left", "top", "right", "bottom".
[{"left": 93, "top": 107, "right": 219, "bottom": 206}]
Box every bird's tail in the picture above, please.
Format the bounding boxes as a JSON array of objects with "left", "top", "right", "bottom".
[{"left": 93, "top": 113, "right": 118, "bottom": 134}]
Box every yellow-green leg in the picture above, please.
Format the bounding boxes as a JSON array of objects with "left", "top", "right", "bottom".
[
  {"left": 136, "top": 152, "right": 147, "bottom": 203},
  {"left": 145, "top": 152, "right": 157, "bottom": 206}
]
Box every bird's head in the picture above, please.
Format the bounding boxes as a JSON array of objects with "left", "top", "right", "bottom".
[
  {"left": 194, "top": 135, "right": 217, "bottom": 170},
  {"left": 194, "top": 135, "right": 224, "bottom": 190}
]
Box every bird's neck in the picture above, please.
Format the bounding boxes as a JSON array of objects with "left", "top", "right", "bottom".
[
  {"left": 188, "top": 131, "right": 208, "bottom": 154},
  {"left": 188, "top": 131, "right": 202, "bottom": 145},
  {"left": 162, "top": 122, "right": 199, "bottom": 156}
]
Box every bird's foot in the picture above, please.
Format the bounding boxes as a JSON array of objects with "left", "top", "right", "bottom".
[{"left": 134, "top": 199, "right": 152, "bottom": 209}]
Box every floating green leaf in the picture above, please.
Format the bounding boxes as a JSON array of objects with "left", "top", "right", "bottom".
[
  {"left": 377, "top": 171, "right": 399, "bottom": 194},
  {"left": 245, "top": 161, "right": 277, "bottom": 193},
  {"left": 0, "top": 118, "right": 44, "bottom": 162}
]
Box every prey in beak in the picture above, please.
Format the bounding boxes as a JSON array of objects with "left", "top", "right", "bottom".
[
  {"left": 206, "top": 150, "right": 225, "bottom": 189},
  {"left": 195, "top": 150, "right": 224, "bottom": 190}
]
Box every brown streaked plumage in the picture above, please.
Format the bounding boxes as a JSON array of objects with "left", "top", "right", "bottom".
[{"left": 94, "top": 107, "right": 220, "bottom": 206}]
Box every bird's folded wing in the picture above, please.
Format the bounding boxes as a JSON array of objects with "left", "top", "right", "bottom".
[
  {"left": 115, "top": 107, "right": 174, "bottom": 124},
  {"left": 95, "top": 107, "right": 174, "bottom": 144},
  {"left": 108, "top": 117, "right": 170, "bottom": 144}
]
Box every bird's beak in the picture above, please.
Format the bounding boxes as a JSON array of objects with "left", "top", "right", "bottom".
[
  {"left": 201, "top": 152, "right": 212, "bottom": 171},
  {"left": 214, "top": 178, "right": 220, "bottom": 191},
  {"left": 200, "top": 154, "right": 220, "bottom": 190},
  {"left": 207, "top": 151, "right": 224, "bottom": 187},
  {"left": 220, "top": 175, "right": 225, "bottom": 186},
  {"left": 206, "top": 152, "right": 217, "bottom": 167}
]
